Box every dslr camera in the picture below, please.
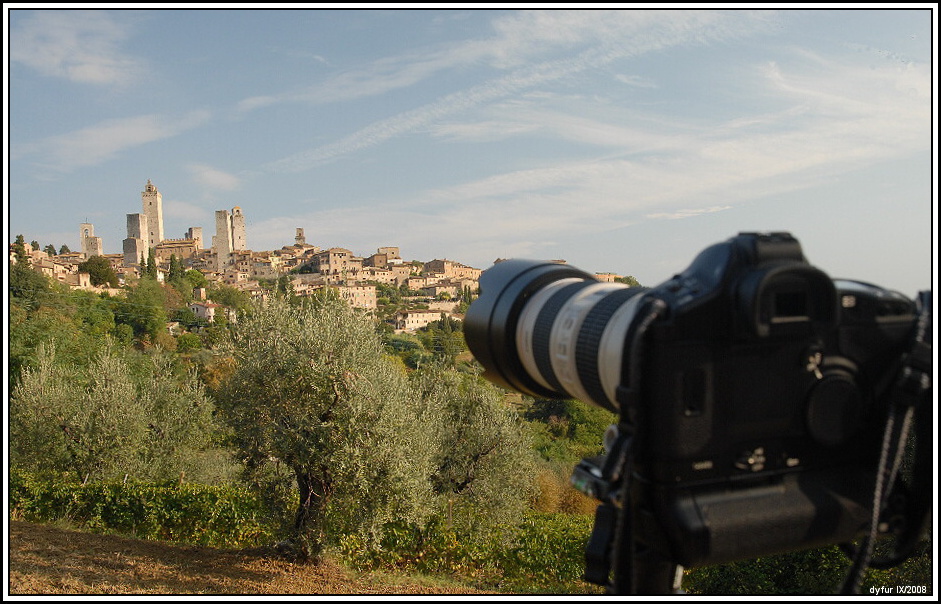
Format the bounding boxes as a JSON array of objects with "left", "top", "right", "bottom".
[{"left": 464, "top": 232, "right": 931, "bottom": 594}]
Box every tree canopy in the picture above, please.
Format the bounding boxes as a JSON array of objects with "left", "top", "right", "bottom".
[
  {"left": 78, "top": 255, "right": 119, "bottom": 288},
  {"left": 214, "top": 293, "right": 437, "bottom": 557}
]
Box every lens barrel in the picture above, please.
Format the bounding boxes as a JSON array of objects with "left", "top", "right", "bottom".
[{"left": 464, "top": 259, "right": 647, "bottom": 412}]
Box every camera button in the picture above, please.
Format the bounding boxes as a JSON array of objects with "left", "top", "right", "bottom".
[{"left": 734, "top": 447, "right": 767, "bottom": 472}]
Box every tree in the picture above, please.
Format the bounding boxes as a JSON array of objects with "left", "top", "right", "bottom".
[
  {"left": 114, "top": 278, "right": 168, "bottom": 342},
  {"left": 13, "top": 234, "right": 28, "bottom": 263},
  {"left": 145, "top": 248, "right": 158, "bottom": 279},
  {"left": 168, "top": 254, "right": 186, "bottom": 283},
  {"left": 276, "top": 274, "right": 295, "bottom": 298},
  {"left": 413, "top": 367, "right": 537, "bottom": 536},
  {"left": 184, "top": 269, "right": 208, "bottom": 290},
  {"left": 9, "top": 260, "right": 50, "bottom": 307},
  {"left": 208, "top": 284, "right": 251, "bottom": 315},
  {"left": 78, "top": 255, "right": 119, "bottom": 288},
  {"left": 43, "top": 244, "right": 57, "bottom": 256},
  {"left": 615, "top": 275, "right": 641, "bottom": 287},
  {"left": 419, "top": 315, "right": 466, "bottom": 366},
  {"left": 9, "top": 343, "right": 220, "bottom": 483},
  {"left": 58, "top": 244, "right": 71, "bottom": 255},
  {"left": 214, "top": 294, "right": 436, "bottom": 558}
]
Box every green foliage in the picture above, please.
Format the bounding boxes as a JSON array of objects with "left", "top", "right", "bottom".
[
  {"left": 338, "top": 513, "right": 600, "bottom": 593},
  {"left": 9, "top": 471, "right": 272, "bottom": 548},
  {"left": 497, "top": 513, "right": 598, "bottom": 591},
  {"left": 524, "top": 398, "right": 616, "bottom": 466},
  {"left": 44, "top": 244, "right": 57, "bottom": 256},
  {"left": 176, "top": 332, "right": 202, "bottom": 352},
  {"left": 683, "top": 541, "right": 933, "bottom": 595},
  {"left": 207, "top": 283, "right": 252, "bottom": 315},
  {"left": 167, "top": 254, "right": 186, "bottom": 282},
  {"left": 14, "top": 234, "right": 28, "bottom": 262},
  {"left": 113, "top": 278, "right": 169, "bottom": 342},
  {"left": 145, "top": 248, "right": 158, "bottom": 278},
  {"left": 184, "top": 269, "right": 209, "bottom": 290},
  {"left": 615, "top": 275, "right": 641, "bottom": 287},
  {"left": 9, "top": 259, "right": 51, "bottom": 309},
  {"left": 77, "top": 255, "right": 119, "bottom": 287},
  {"left": 417, "top": 315, "right": 466, "bottom": 366},
  {"left": 383, "top": 332, "right": 435, "bottom": 369},
  {"left": 9, "top": 343, "right": 223, "bottom": 484},
  {"left": 214, "top": 295, "right": 437, "bottom": 556},
  {"left": 413, "top": 367, "right": 537, "bottom": 537},
  {"left": 59, "top": 244, "right": 71, "bottom": 255},
  {"left": 70, "top": 290, "right": 118, "bottom": 338},
  {"left": 8, "top": 300, "right": 96, "bottom": 389}
]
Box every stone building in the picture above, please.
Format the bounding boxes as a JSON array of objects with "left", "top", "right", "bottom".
[
  {"left": 186, "top": 227, "right": 204, "bottom": 250},
  {"left": 155, "top": 239, "right": 200, "bottom": 265},
  {"left": 123, "top": 213, "right": 148, "bottom": 266},
  {"left": 308, "top": 248, "right": 363, "bottom": 283},
  {"left": 142, "top": 179, "right": 164, "bottom": 250},
  {"left": 423, "top": 259, "right": 482, "bottom": 281},
  {"left": 79, "top": 223, "right": 104, "bottom": 259},
  {"left": 335, "top": 283, "right": 377, "bottom": 310},
  {"left": 213, "top": 207, "right": 248, "bottom": 270},
  {"left": 393, "top": 309, "right": 453, "bottom": 333}
]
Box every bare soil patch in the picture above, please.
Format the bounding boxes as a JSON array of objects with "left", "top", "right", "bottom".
[{"left": 7, "top": 521, "right": 492, "bottom": 595}]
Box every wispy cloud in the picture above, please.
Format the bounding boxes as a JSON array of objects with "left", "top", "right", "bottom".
[
  {"left": 14, "top": 111, "right": 211, "bottom": 172},
  {"left": 10, "top": 10, "right": 141, "bottom": 86},
  {"left": 615, "top": 74, "right": 658, "bottom": 88},
  {"left": 646, "top": 206, "right": 733, "bottom": 220},
  {"left": 187, "top": 164, "right": 242, "bottom": 192},
  {"left": 259, "top": 10, "right": 777, "bottom": 172},
  {"left": 266, "top": 41, "right": 930, "bottom": 266}
]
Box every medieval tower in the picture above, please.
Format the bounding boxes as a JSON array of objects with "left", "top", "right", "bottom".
[
  {"left": 123, "top": 213, "right": 148, "bottom": 266},
  {"left": 79, "top": 223, "right": 103, "bottom": 258},
  {"left": 231, "top": 206, "right": 247, "bottom": 251},
  {"left": 213, "top": 207, "right": 247, "bottom": 270},
  {"left": 142, "top": 179, "right": 164, "bottom": 250}
]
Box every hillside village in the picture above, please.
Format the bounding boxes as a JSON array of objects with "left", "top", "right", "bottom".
[{"left": 10, "top": 180, "right": 629, "bottom": 334}]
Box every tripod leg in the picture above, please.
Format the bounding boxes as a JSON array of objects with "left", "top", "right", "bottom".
[{"left": 632, "top": 544, "right": 683, "bottom": 594}]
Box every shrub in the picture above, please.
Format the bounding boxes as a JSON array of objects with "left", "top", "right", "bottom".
[{"left": 9, "top": 471, "right": 272, "bottom": 548}]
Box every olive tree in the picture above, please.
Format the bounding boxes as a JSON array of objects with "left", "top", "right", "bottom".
[
  {"left": 9, "top": 343, "right": 219, "bottom": 483},
  {"left": 213, "top": 293, "right": 437, "bottom": 557},
  {"left": 413, "top": 366, "right": 538, "bottom": 537}
]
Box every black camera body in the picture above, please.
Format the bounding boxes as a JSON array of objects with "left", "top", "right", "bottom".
[{"left": 464, "top": 232, "right": 930, "bottom": 592}]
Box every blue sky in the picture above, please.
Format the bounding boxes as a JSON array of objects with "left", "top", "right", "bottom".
[{"left": 6, "top": 7, "right": 936, "bottom": 297}]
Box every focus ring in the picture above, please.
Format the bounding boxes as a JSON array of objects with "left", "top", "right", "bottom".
[
  {"left": 532, "top": 281, "right": 593, "bottom": 395},
  {"left": 575, "top": 288, "right": 640, "bottom": 408}
]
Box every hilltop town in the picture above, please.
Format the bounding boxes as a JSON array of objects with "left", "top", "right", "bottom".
[
  {"left": 9, "top": 180, "right": 489, "bottom": 333},
  {"left": 10, "top": 180, "right": 629, "bottom": 333}
]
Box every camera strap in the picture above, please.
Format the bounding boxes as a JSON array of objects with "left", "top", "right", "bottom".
[{"left": 839, "top": 290, "right": 932, "bottom": 594}]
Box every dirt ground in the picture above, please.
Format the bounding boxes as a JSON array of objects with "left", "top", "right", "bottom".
[{"left": 6, "top": 520, "right": 492, "bottom": 596}]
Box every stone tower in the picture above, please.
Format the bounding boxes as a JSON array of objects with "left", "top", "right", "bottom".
[
  {"left": 231, "top": 206, "right": 247, "bottom": 251},
  {"left": 142, "top": 179, "right": 163, "bottom": 250},
  {"left": 186, "top": 227, "right": 204, "bottom": 250},
  {"left": 123, "top": 213, "right": 148, "bottom": 266},
  {"left": 214, "top": 210, "right": 233, "bottom": 256},
  {"left": 213, "top": 207, "right": 248, "bottom": 270},
  {"left": 295, "top": 228, "right": 306, "bottom": 246},
  {"left": 79, "top": 223, "right": 103, "bottom": 258}
]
